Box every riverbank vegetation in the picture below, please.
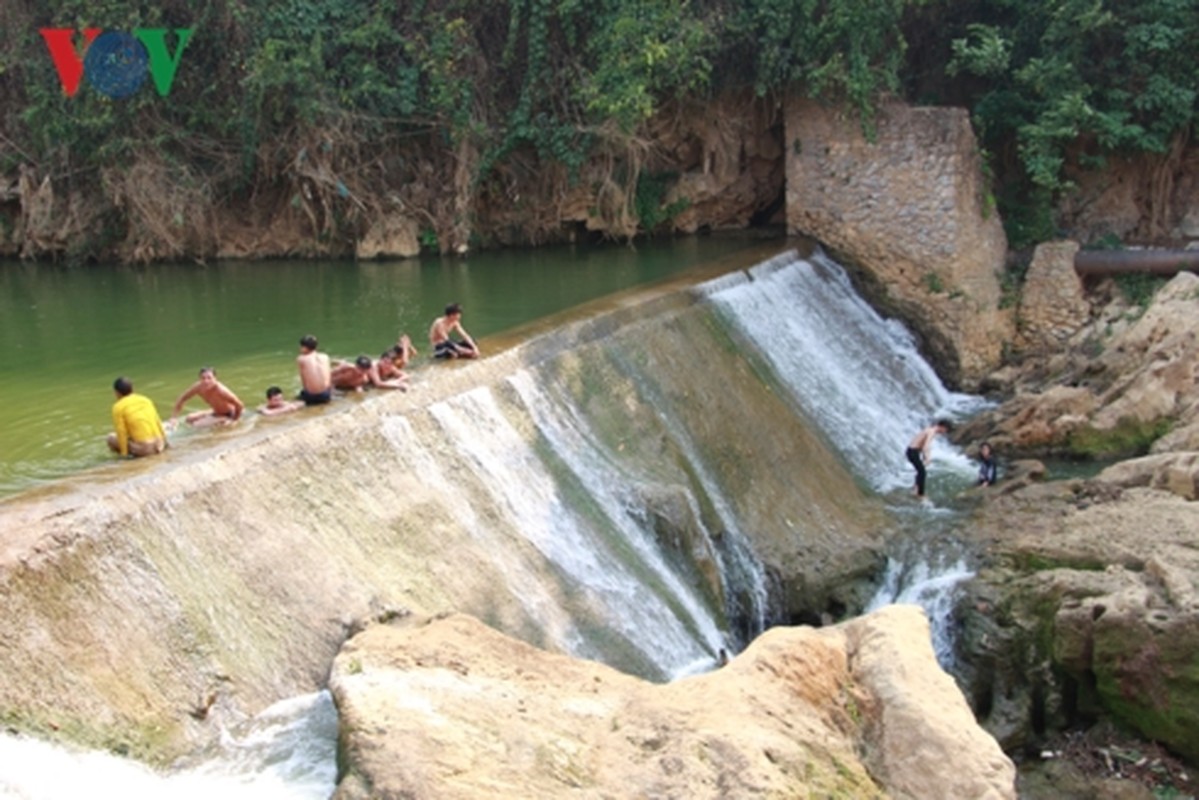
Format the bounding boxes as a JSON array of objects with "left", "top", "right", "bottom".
[{"left": 1, "top": 0, "right": 1195, "bottom": 261}]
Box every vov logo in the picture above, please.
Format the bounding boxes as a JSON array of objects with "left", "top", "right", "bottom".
[{"left": 39, "top": 28, "right": 194, "bottom": 99}]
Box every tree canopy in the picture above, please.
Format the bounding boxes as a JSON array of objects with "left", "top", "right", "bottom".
[{"left": 1, "top": 0, "right": 1195, "bottom": 256}]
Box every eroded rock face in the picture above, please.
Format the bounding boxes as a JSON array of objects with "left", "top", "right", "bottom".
[
  {"left": 962, "top": 269, "right": 1199, "bottom": 460},
  {"left": 330, "top": 608, "right": 1016, "bottom": 800},
  {"left": 784, "top": 98, "right": 1012, "bottom": 389},
  {"left": 356, "top": 213, "right": 421, "bottom": 259},
  {"left": 956, "top": 483, "right": 1199, "bottom": 763}
]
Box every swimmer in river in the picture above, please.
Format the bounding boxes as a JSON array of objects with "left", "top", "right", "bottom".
[
  {"left": 169, "top": 366, "right": 245, "bottom": 428},
  {"left": 297, "top": 334, "right": 333, "bottom": 405}
]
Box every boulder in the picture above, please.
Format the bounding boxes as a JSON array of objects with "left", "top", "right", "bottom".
[
  {"left": 957, "top": 485, "right": 1199, "bottom": 762},
  {"left": 330, "top": 608, "right": 1016, "bottom": 799},
  {"left": 1097, "top": 453, "right": 1199, "bottom": 501}
]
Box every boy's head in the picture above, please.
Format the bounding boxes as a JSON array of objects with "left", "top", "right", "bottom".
[
  {"left": 113, "top": 376, "right": 133, "bottom": 397},
  {"left": 299, "top": 334, "right": 319, "bottom": 352},
  {"left": 355, "top": 355, "right": 372, "bottom": 371},
  {"left": 265, "top": 386, "right": 284, "bottom": 406},
  {"left": 935, "top": 419, "right": 953, "bottom": 433},
  {"left": 445, "top": 302, "right": 462, "bottom": 318}
]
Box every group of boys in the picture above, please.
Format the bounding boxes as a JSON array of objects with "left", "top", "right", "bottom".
[{"left": 107, "top": 303, "right": 480, "bottom": 458}]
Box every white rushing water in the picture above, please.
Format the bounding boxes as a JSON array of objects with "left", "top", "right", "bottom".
[
  {"left": 703, "top": 249, "right": 986, "bottom": 493},
  {"left": 0, "top": 692, "right": 337, "bottom": 800},
  {"left": 421, "top": 378, "right": 732, "bottom": 677},
  {"left": 866, "top": 557, "right": 976, "bottom": 669}
]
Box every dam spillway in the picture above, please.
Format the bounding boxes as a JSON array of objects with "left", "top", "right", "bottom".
[{"left": 0, "top": 246, "right": 969, "bottom": 770}]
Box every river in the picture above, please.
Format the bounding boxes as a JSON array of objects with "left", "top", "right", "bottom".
[{"left": 0, "top": 236, "right": 763, "bottom": 497}]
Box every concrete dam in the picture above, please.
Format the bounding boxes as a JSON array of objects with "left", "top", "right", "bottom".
[{"left": 0, "top": 245, "right": 979, "bottom": 775}]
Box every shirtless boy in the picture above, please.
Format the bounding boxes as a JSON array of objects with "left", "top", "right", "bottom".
[
  {"left": 905, "top": 419, "right": 952, "bottom": 498},
  {"left": 332, "top": 355, "right": 407, "bottom": 392},
  {"left": 374, "top": 350, "right": 409, "bottom": 385},
  {"left": 392, "top": 333, "right": 418, "bottom": 368},
  {"left": 375, "top": 350, "right": 402, "bottom": 381},
  {"left": 429, "top": 303, "right": 479, "bottom": 359},
  {"left": 169, "top": 366, "right": 245, "bottom": 428},
  {"left": 297, "top": 334, "right": 333, "bottom": 405},
  {"left": 258, "top": 386, "right": 304, "bottom": 416}
]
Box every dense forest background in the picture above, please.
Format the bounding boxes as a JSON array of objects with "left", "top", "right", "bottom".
[{"left": 0, "top": 0, "right": 1195, "bottom": 262}]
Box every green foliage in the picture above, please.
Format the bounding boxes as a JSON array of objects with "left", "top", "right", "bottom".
[
  {"left": 578, "top": 0, "right": 714, "bottom": 130},
  {"left": 634, "top": 171, "right": 689, "bottom": 231},
  {"left": 998, "top": 266, "right": 1024, "bottom": 310},
  {"left": 735, "top": 0, "right": 911, "bottom": 134},
  {"left": 997, "top": 183, "right": 1056, "bottom": 251},
  {"left": 1065, "top": 417, "right": 1172, "bottom": 460},
  {"left": 419, "top": 227, "right": 439, "bottom": 251},
  {"left": 948, "top": 24, "right": 1010, "bottom": 78},
  {"left": 1113, "top": 272, "right": 1167, "bottom": 309},
  {"left": 934, "top": 0, "right": 1198, "bottom": 197},
  {"left": 3, "top": 0, "right": 1195, "bottom": 258}
]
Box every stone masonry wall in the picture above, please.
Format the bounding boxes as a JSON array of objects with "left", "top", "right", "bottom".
[
  {"left": 1017, "top": 240, "right": 1091, "bottom": 351},
  {"left": 785, "top": 98, "right": 1013, "bottom": 389}
]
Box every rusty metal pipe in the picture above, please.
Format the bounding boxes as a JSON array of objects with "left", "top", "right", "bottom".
[{"left": 1075, "top": 249, "right": 1199, "bottom": 277}]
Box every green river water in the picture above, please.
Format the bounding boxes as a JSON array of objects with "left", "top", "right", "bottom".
[{"left": 0, "top": 236, "right": 767, "bottom": 498}]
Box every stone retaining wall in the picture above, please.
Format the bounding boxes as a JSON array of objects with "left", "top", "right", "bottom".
[{"left": 784, "top": 98, "right": 1013, "bottom": 389}]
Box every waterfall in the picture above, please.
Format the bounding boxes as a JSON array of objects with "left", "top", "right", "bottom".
[
  {"left": 507, "top": 369, "right": 774, "bottom": 665},
  {"left": 866, "top": 557, "right": 975, "bottom": 670},
  {"left": 702, "top": 249, "right": 986, "bottom": 493},
  {"left": 0, "top": 692, "right": 337, "bottom": 799},
  {"left": 378, "top": 372, "right": 766, "bottom": 680},
  {"left": 702, "top": 249, "right": 987, "bottom": 671}
]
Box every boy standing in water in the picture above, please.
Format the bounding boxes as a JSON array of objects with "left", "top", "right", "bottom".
[{"left": 906, "top": 419, "right": 952, "bottom": 498}]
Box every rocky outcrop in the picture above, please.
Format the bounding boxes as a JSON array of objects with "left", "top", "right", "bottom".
[
  {"left": 330, "top": 608, "right": 1016, "bottom": 800},
  {"left": 658, "top": 94, "right": 785, "bottom": 234},
  {"left": 784, "top": 98, "right": 1012, "bottom": 389},
  {"left": 356, "top": 212, "right": 421, "bottom": 259},
  {"left": 1058, "top": 141, "right": 1199, "bottom": 244},
  {"left": 962, "top": 268, "right": 1199, "bottom": 459},
  {"left": 1097, "top": 453, "right": 1199, "bottom": 501},
  {"left": 956, "top": 482, "right": 1199, "bottom": 763}
]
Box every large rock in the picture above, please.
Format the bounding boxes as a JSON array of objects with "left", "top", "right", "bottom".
[
  {"left": 956, "top": 483, "right": 1199, "bottom": 762},
  {"left": 330, "top": 608, "right": 1016, "bottom": 800},
  {"left": 1097, "top": 453, "right": 1199, "bottom": 501},
  {"left": 784, "top": 98, "right": 1012, "bottom": 389},
  {"left": 962, "top": 270, "right": 1199, "bottom": 459}
]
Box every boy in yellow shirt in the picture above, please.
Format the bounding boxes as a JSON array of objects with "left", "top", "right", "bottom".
[{"left": 107, "top": 376, "right": 167, "bottom": 457}]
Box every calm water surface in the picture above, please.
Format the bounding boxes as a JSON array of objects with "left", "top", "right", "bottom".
[{"left": 0, "top": 237, "right": 767, "bottom": 497}]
